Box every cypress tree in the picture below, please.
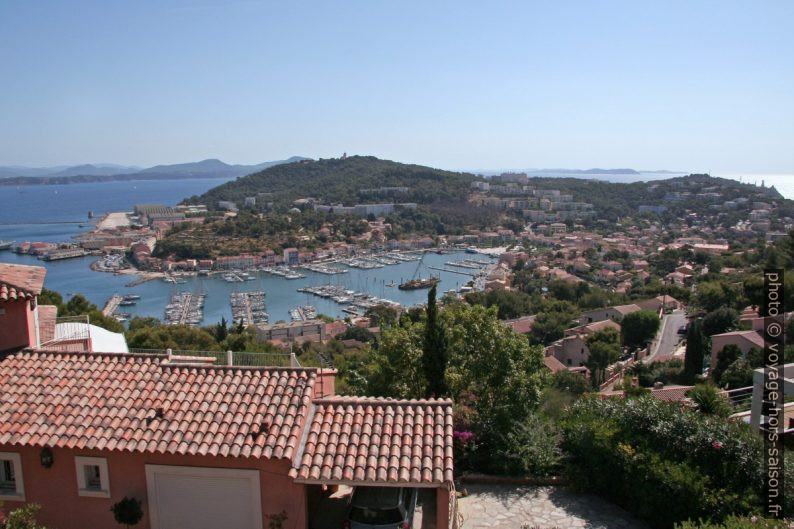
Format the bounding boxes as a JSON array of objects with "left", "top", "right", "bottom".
[
  {"left": 422, "top": 284, "right": 448, "bottom": 397},
  {"left": 684, "top": 319, "right": 706, "bottom": 380}
]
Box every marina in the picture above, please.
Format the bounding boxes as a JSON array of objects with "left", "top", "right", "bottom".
[
  {"left": 289, "top": 305, "right": 317, "bottom": 322},
  {"left": 229, "top": 291, "right": 268, "bottom": 326},
  {"left": 164, "top": 292, "right": 206, "bottom": 325}
]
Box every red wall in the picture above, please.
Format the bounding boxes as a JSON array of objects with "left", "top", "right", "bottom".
[
  {"left": 0, "top": 445, "right": 308, "bottom": 529},
  {"left": 0, "top": 300, "right": 36, "bottom": 352}
]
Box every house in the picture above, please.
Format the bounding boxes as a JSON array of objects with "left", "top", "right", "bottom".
[
  {"left": 0, "top": 263, "right": 128, "bottom": 355},
  {"left": 580, "top": 304, "right": 641, "bottom": 325},
  {"left": 710, "top": 330, "right": 765, "bottom": 370},
  {"left": 0, "top": 263, "right": 47, "bottom": 353},
  {"left": 636, "top": 295, "right": 682, "bottom": 314},
  {"left": 0, "top": 350, "right": 455, "bottom": 529},
  {"left": 546, "top": 320, "right": 621, "bottom": 368},
  {"left": 502, "top": 315, "right": 535, "bottom": 335}
]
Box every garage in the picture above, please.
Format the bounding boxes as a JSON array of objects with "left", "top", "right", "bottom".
[{"left": 145, "top": 465, "right": 263, "bottom": 529}]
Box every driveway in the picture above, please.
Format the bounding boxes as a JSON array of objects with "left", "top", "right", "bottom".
[{"left": 457, "top": 484, "right": 648, "bottom": 529}]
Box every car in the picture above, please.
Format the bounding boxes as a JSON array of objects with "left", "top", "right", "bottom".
[
  {"left": 677, "top": 324, "right": 688, "bottom": 335},
  {"left": 343, "top": 486, "right": 417, "bottom": 529}
]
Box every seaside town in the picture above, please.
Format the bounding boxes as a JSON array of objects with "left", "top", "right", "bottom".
[
  {"left": 1, "top": 160, "right": 792, "bottom": 529},
  {"left": 2, "top": 2, "right": 793, "bottom": 528}
]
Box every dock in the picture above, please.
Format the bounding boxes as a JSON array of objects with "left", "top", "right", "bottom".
[
  {"left": 164, "top": 292, "right": 206, "bottom": 326},
  {"left": 43, "top": 248, "right": 86, "bottom": 261},
  {"left": 428, "top": 266, "right": 475, "bottom": 276},
  {"left": 102, "top": 294, "right": 123, "bottom": 317},
  {"left": 229, "top": 291, "right": 268, "bottom": 327}
]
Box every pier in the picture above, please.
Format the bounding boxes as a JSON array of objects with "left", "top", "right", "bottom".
[
  {"left": 229, "top": 291, "right": 268, "bottom": 326},
  {"left": 102, "top": 294, "right": 123, "bottom": 317},
  {"left": 164, "top": 292, "right": 206, "bottom": 326},
  {"left": 428, "top": 266, "right": 475, "bottom": 276}
]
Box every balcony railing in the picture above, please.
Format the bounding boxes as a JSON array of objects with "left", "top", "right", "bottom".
[{"left": 127, "top": 348, "right": 301, "bottom": 368}]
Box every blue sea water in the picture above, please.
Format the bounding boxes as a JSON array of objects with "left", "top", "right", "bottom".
[{"left": 0, "top": 178, "right": 481, "bottom": 324}]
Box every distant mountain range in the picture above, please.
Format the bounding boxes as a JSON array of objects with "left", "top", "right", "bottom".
[
  {"left": 474, "top": 168, "right": 681, "bottom": 176},
  {"left": 0, "top": 157, "right": 310, "bottom": 185}
]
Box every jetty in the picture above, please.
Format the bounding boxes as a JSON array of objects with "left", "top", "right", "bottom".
[{"left": 102, "top": 294, "right": 123, "bottom": 317}]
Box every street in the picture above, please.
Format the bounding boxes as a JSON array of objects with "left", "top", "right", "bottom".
[{"left": 645, "top": 309, "right": 687, "bottom": 363}]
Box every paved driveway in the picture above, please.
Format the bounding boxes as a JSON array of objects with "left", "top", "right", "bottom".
[{"left": 457, "top": 485, "right": 648, "bottom": 529}]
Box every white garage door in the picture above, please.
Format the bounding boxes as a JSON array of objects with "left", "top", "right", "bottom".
[{"left": 145, "top": 465, "right": 263, "bottom": 529}]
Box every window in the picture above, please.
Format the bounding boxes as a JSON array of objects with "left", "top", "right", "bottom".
[
  {"left": 75, "top": 456, "right": 110, "bottom": 498},
  {"left": 0, "top": 452, "right": 24, "bottom": 501}
]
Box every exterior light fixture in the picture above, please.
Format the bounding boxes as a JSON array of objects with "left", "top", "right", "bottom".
[{"left": 40, "top": 446, "right": 54, "bottom": 468}]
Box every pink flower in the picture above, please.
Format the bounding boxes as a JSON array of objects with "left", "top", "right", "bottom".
[
  {"left": 454, "top": 430, "right": 475, "bottom": 443},
  {"left": 712, "top": 441, "right": 723, "bottom": 450},
  {"left": 750, "top": 515, "right": 758, "bottom": 523}
]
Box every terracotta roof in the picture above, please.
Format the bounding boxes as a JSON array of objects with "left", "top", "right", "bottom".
[
  {"left": 0, "top": 263, "right": 46, "bottom": 302},
  {"left": 0, "top": 351, "right": 317, "bottom": 460},
  {"left": 712, "top": 330, "right": 765, "bottom": 349},
  {"left": 652, "top": 386, "right": 694, "bottom": 402},
  {"left": 543, "top": 355, "right": 567, "bottom": 373},
  {"left": 565, "top": 319, "right": 620, "bottom": 336},
  {"left": 291, "top": 397, "right": 454, "bottom": 485}
]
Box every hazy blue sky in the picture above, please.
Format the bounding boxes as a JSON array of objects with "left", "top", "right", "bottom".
[{"left": 1, "top": 0, "right": 792, "bottom": 173}]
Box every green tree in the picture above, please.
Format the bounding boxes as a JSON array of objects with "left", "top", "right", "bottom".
[
  {"left": 127, "top": 317, "right": 161, "bottom": 332},
  {"left": 701, "top": 307, "right": 738, "bottom": 337},
  {"left": 363, "top": 304, "right": 398, "bottom": 328},
  {"left": 529, "top": 300, "right": 580, "bottom": 345},
  {"left": 422, "top": 285, "right": 448, "bottom": 397},
  {"left": 684, "top": 319, "right": 707, "bottom": 380},
  {"left": 720, "top": 358, "right": 754, "bottom": 389},
  {"left": 712, "top": 344, "right": 742, "bottom": 386},
  {"left": 214, "top": 316, "right": 228, "bottom": 343},
  {"left": 692, "top": 281, "right": 742, "bottom": 313},
  {"left": 552, "top": 370, "right": 591, "bottom": 396},
  {"left": 367, "top": 321, "right": 426, "bottom": 399},
  {"left": 620, "top": 310, "right": 661, "bottom": 349},
  {"left": 125, "top": 324, "right": 218, "bottom": 351},
  {"left": 585, "top": 327, "right": 621, "bottom": 387}
]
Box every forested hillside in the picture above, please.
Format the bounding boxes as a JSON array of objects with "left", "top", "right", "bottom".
[{"left": 186, "top": 155, "right": 475, "bottom": 208}]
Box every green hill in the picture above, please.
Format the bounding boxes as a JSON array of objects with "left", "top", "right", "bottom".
[{"left": 186, "top": 155, "right": 475, "bottom": 208}]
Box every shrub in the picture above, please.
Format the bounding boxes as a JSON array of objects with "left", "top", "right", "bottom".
[
  {"left": 110, "top": 497, "right": 143, "bottom": 528},
  {"left": 560, "top": 396, "right": 794, "bottom": 528},
  {"left": 687, "top": 384, "right": 732, "bottom": 417},
  {"left": 677, "top": 516, "right": 793, "bottom": 529}
]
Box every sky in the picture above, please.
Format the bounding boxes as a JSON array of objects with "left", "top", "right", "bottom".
[{"left": 0, "top": 0, "right": 792, "bottom": 173}]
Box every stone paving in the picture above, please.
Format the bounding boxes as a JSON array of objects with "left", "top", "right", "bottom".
[{"left": 457, "top": 484, "right": 648, "bottom": 529}]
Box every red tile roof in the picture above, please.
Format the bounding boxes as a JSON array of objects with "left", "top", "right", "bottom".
[
  {"left": 0, "top": 263, "right": 46, "bottom": 302},
  {"left": 291, "top": 397, "right": 454, "bottom": 485},
  {"left": 0, "top": 351, "right": 316, "bottom": 460},
  {"left": 543, "top": 355, "right": 567, "bottom": 373}
]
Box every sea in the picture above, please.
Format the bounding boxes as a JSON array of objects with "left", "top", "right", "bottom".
[
  {"left": 0, "top": 178, "right": 483, "bottom": 325},
  {"left": 0, "top": 172, "right": 790, "bottom": 326}
]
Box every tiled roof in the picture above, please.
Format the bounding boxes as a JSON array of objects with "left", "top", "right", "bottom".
[
  {"left": 291, "top": 397, "right": 454, "bottom": 485},
  {"left": 0, "top": 351, "right": 316, "bottom": 460},
  {"left": 0, "top": 263, "right": 46, "bottom": 302},
  {"left": 543, "top": 355, "right": 567, "bottom": 373}
]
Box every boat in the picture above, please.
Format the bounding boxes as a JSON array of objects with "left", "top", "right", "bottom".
[
  {"left": 398, "top": 277, "right": 440, "bottom": 290},
  {"left": 123, "top": 294, "right": 141, "bottom": 301},
  {"left": 119, "top": 300, "right": 136, "bottom": 306},
  {"left": 0, "top": 240, "right": 13, "bottom": 251}
]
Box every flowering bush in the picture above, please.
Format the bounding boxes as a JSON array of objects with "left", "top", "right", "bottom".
[{"left": 561, "top": 396, "right": 794, "bottom": 528}]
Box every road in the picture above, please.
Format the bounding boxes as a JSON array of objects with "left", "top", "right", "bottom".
[{"left": 645, "top": 309, "right": 686, "bottom": 363}]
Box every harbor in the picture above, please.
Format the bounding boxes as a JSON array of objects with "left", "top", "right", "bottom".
[{"left": 1, "top": 247, "right": 490, "bottom": 325}]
